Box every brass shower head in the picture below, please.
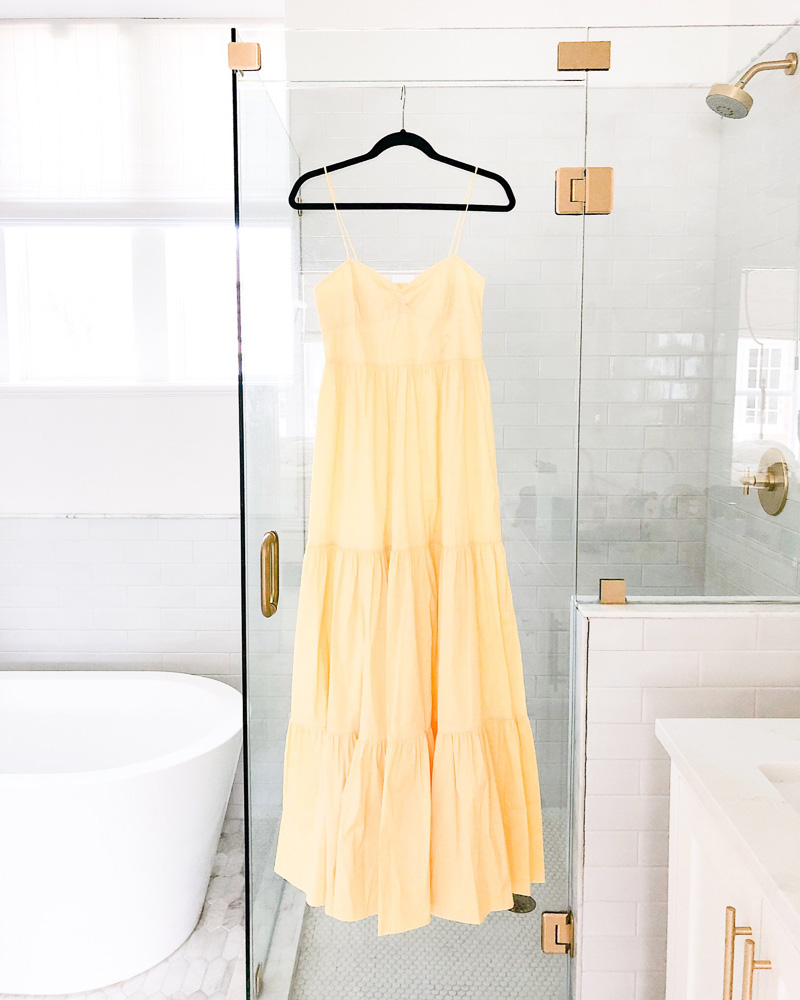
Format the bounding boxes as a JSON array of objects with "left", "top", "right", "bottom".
[{"left": 706, "top": 51, "right": 798, "bottom": 118}]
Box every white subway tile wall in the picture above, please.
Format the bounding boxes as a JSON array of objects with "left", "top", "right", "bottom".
[
  {"left": 706, "top": 23, "right": 800, "bottom": 596},
  {"left": 574, "top": 604, "right": 800, "bottom": 1000},
  {"left": 580, "top": 87, "right": 721, "bottom": 598},
  {"left": 0, "top": 515, "right": 244, "bottom": 819}
]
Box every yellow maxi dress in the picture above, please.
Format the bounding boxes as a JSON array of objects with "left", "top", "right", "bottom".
[{"left": 274, "top": 166, "right": 545, "bottom": 935}]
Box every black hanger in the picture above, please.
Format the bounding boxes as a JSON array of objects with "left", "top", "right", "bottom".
[{"left": 287, "top": 129, "right": 515, "bottom": 213}]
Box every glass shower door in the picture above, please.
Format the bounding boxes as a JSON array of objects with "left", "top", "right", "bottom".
[
  {"left": 233, "top": 56, "right": 304, "bottom": 993},
  {"left": 235, "top": 33, "right": 588, "bottom": 999}
]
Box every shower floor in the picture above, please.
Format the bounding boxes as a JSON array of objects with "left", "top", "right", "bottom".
[
  {"left": 0, "top": 820, "right": 245, "bottom": 1000},
  {"left": 288, "top": 807, "right": 568, "bottom": 1000}
]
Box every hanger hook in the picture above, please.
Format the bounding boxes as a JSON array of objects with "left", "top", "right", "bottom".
[{"left": 400, "top": 84, "right": 406, "bottom": 130}]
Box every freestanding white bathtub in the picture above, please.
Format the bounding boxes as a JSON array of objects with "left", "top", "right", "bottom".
[{"left": 0, "top": 670, "right": 243, "bottom": 995}]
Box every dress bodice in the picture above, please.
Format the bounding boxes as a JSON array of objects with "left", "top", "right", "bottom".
[{"left": 313, "top": 255, "right": 486, "bottom": 367}]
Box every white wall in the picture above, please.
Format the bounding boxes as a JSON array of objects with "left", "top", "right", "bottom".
[
  {"left": 0, "top": 3, "right": 282, "bottom": 16},
  {"left": 573, "top": 602, "right": 800, "bottom": 1000},
  {"left": 286, "top": 1, "right": 800, "bottom": 30},
  {"left": 281, "top": 15, "right": 796, "bottom": 96},
  {"left": 3, "top": 0, "right": 799, "bottom": 29}
]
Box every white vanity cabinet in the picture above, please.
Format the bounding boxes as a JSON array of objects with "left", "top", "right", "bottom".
[
  {"left": 666, "top": 768, "right": 763, "bottom": 1000},
  {"left": 758, "top": 906, "right": 800, "bottom": 1000},
  {"left": 665, "top": 762, "right": 800, "bottom": 1000}
]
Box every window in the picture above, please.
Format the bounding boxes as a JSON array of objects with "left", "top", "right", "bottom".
[
  {"left": 0, "top": 22, "right": 293, "bottom": 389},
  {"left": 747, "top": 346, "right": 782, "bottom": 392},
  {"left": 4, "top": 227, "right": 136, "bottom": 383},
  {"left": 164, "top": 227, "right": 238, "bottom": 384},
  {"left": 734, "top": 268, "right": 799, "bottom": 450},
  {"left": 745, "top": 392, "right": 779, "bottom": 425},
  {"left": 1, "top": 224, "right": 292, "bottom": 387}
]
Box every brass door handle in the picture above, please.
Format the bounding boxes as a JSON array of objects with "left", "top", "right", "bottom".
[
  {"left": 724, "top": 906, "right": 752, "bottom": 1000},
  {"left": 260, "top": 531, "right": 279, "bottom": 618},
  {"left": 741, "top": 938, "right": 771, "bottom": 1000}
]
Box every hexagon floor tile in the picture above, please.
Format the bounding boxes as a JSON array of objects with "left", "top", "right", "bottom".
[
  {"left": 288, "top": 808, "right": 569, "bottom": 1000},
  {"left": 0, "top": 821, "right": 244, "bottom": 1000}
]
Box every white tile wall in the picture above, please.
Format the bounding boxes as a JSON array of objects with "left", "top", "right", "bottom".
[
  {"left": 0, "top": 514, "right": 244, "bottom": 818},
  {"left": 573, "top": 602, "right": 800, "bottom": 1000},
  {"left": 580, "top": 86, "right": 721, "bottom": 598},
  {"left": 706, "top": 23, "right": 800, "bottom": 597}
]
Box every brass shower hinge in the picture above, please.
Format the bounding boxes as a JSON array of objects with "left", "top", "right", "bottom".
[
  {"left": 555, "top": 167, "right": 614, "bottom": 215},
  {"left": 557, "top": 40, "right": 611, "bottom": 71},
  {"left": 542, "top": 911, "right": 574, "bottom": 955},
  {"left": 228, "top": 41, "right": 261, "bottom": 72}
]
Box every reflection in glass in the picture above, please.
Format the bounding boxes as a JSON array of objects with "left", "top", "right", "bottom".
[{"left": 733, "top": 267, "right": 799, "bottom": 455}]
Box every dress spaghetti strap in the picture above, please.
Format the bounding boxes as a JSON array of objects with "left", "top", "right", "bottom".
[
  {"left": 448, "top": 165, "right": 479, "bottom": 258},
  {"left": 324, "top": 163, "right": 478, "bottom": 263},
  {"left": 324, "top": 166, "right": 359, "bottom": 261}
]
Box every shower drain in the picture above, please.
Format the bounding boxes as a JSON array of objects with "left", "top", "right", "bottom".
[{"left": 509, "top": 893, "right": 537, "bottom": 913}]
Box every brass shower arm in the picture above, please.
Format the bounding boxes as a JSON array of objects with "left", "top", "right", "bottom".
[{"left": 737, "top": 52, "right": 798, "bottom": 86}]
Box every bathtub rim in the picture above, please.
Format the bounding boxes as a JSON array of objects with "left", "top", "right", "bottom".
[{"left": 0, "top": 670, "right": 243, "bottom": 787}]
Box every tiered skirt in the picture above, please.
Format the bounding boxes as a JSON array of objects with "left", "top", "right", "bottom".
[{"left": 273, "top": 357, "right": 545, "bottom": 935}]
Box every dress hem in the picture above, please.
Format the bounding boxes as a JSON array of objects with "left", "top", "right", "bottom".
[{"left": 274, "top": 715, "right": 546, "bottom": 934}]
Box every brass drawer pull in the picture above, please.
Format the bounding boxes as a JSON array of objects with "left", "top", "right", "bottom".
[
  {"left": 724, "top": 906, "right": 752, "bottom": 1000},
  {"left": 260, "top": 531, "right": 279, "bottom": 618},
  {"left": 741, "top": 938, "right": 771, "bottom": 1000}
]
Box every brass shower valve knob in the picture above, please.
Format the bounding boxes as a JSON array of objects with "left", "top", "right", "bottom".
[
  {"left": 740, "top": 467, "right": 777, "bottom": 495},
  {"left": 738, "top": 447, "right": 789, "bottom": 515}
]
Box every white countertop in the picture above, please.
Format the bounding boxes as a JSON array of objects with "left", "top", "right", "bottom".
[{"left": 657, "top": 718, "right": 800, "bottom": 944}]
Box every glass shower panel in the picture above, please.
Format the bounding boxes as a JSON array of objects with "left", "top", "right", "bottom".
[
  {"left": 234, "top": 64, "right": 303, "bottom": 986},
  {"left": 580, "top": 24, "right": 800, "bottom": 600},
  {"left": 705, "top": 22, "right": 800, "bottom": 597},
  {"left": 237, "top": 49, "right": 587, "bottom": 997}
]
